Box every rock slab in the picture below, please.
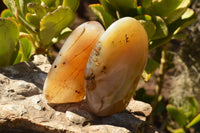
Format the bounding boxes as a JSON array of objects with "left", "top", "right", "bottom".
[{"left": 0, "top": 55, "right": 157, "bottom": 133}]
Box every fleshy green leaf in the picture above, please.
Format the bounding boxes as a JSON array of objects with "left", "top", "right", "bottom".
[
  {"left": 26, "top": 13, "right": 41, "bottom": 29},
  {"left": 167, "top": 127, "right": 185, "bottom": 133},
  {"left": 19, "top": 0, "right": 42, "bottom": 16},
  {"left": 142, "top": 58, "right": 160, "bottom": 81},
  {"left": 100, "top": 0, "right": 117, "bottom": 19},
  {"left": 89, "top": 4, "right": 113, "bottom": 29},
  {"left": 142, "top": 0, "right": 152, "bottom": 9},
  {"left": 149, "top": 35, "right": 172, "bottom": 51},
  {"left": 165, "top": 0, "right": 190, "bottom": 24},
  {"left": 41, "top": 0, "right": 55, "bottom": 7},
  {"left": 140, "top": 20, "right": 156, "bottom": 39},
  {"left": 25, "top": 2, "right": 46, "bottom": 29},
  {"left": 0, "top": 18, "right": 19, "bottom": 67},
  {"left": 27, "top": 2, "right": 46, "bottom": 19},
  {"left": 11, "top": 42, "right": 22, "bottom": 65},
  {"left": 181, "top": 97, "right": 199, "bottom": 120},
  {"left": 149, "top": 9, "right": 196, "bottom": 51},
  {"left": 166, "top": 104, "right": 187, "bottom": 127},
  {"left": 3, "top": 0, "right": 18, "bottom": 17},
  {"left": 149, "top": 0, "right": 185, "bottom": 18},
  {"left": 62, "top": 0, "right": 80, "bottom": 12},
  {"left": 108, "top": 0, "right": 137, "bottom": 17},
  {"left": 135, "top": 15, "right": 156, "bottom": 39},
  {"left": 39, "top": 6, "right": 75, "bottom": 47},
  {"left": 151, "top": 16, "right": 168, "bottom": 40},
  {"left": 58, "top": 27, "right": 72, "bottom": 41},
  {"left": 170, "top": 8, "right": 196, "bottom": 35},
  {"left": 186, "top": 113, "right": 200, "bottom": 129},
  {"left": 19, "top": 36, "right": 34, "bottom": 61},
  {"left": 18, "top": 0, "right": 31, "bottom": 17},
  {"left": 1, "top": 9, "right": 13, "bottom": 18}
]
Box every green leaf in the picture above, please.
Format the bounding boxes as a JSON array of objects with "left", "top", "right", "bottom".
[
  {"left": 3, "top": 0, "right": 18, "bottom": 17},
  {"left": 0, "top": 18, "right": 19, "bottom": 67},
  {"left": 62, "top": 0, "right": 80, "bottom": 12},
  {"left": 148, "top": 0, "right": 191, "bottom": 24},
  {"left": 142, "top": 58, "right": 160, "bottom": 82},
  {"left": 11, "top": 42, "right": 22, "bottom": 65},
  {"left": 149, "top": 35, "right": 172, "bottom": 51},
  {"left": 27, "top": 2, "right": 46, "bottom": 19},
  {"left": 149, "top": 0, "right": 185, "bottom": 18},
  {"left": 26, "top": 13, "right": 41, "bottom": 29},
  {"left": 170, "top": 8, "right": 196, "bottom": 35},
  {"left": 39, "top": 6, "right": 75, "bottom": 47},
  {"left": 135, "top": 15, "right": 156, "bottom": 39},
  {"left": 165, "top": 0, "right": 190, "bottom": 24},
  {"left": 108, "top": 0, "right": 137, "bottom": 17},
  {"left": 58, "top": 27, "right": 72, "bottom": 41},
  {"left": 89, "top": 4, "right": 113, "bottom": 29},
  {"left": 149, "top": 8, "right": 196, "bottom": 51},
  {"left": 142, "top": 0, "right": 152, "bottom": 9},
  {"left": 1, "top": 9, "right": 13, "bottom": 18},
  {"left": 166, "top": 104, "right": 187, "bottom": 127},
  {"left": 19, "top": 36, "right": 34, "bottom": 61},
  {"left": 100, "top": 0, "right": 117, "bottom": 19},
  {"left": 151, "top": 16, "right": 168, "bottom": 40},
  {"left": 140, "top": 20, "right": 156, "bottom": 39},
  {"left": 19, "top": 0, "right": 42, "bottom": 17},
  {"left": 41, "top": 0, "right": 55, "bottom": 7},
  {"left": 25, "top": 2, "right": 46, "bottom": 29},
  {"left": 167, "top": 127, "right": 185, "bottom": 133},
  {"left": 18, "top": 0, "right": 31, "bottom": 17},
  {"left": 186, "top": 113, "right": 200, "bottom": 129},
  {"left": 181, "top": 97, "right": 199, "bottom": 120}
]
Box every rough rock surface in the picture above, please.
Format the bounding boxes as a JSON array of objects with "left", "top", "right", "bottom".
[{"left": 0, "top": 55, "right": 157, "bottom": 133}]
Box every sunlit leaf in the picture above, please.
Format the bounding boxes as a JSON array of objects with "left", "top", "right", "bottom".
[
  {"left": 27, "top": 2, "right": 46, "bottom": 19},
  {"left": 1, "top": 9, "right": 13, "bottom": 18},
  {"left": 19, "top": 36, "right": 34, "bottom": 61},
  {"left": 89, "top": 4, "right": 113, "bottom": 29},
  {"left": 108, "top": 0, "right": 137, "bottom": 16},
  {"left": 62, "top": 0, "right": 80, "bottom": 12},
  {"left": 18, "top": 0, "right": 31, "bottom": 17},
  {"left": 100, "top": 0, "right": 117, "bottom": 19},
  {"left": 0, "top": 18, "right": 19, "bottom": 67},
  {"left": 39, "top": 6, "right": 75, "bottom": 47},
  {"left": 181, "top": 97, "right": 199, "bottom": 120},
  {"left": 41, "top": 0, "right": 55, "bottom": 7},
  {"left": 3, "top": 0, "right": 18, "bottom": 17},
  {"left": 26, "top": 13, "right": 40, "bottom": 29},
  {"left": 142, "top": 58, "right": 160, "bottom": 81},
  {"left": 58, "top": 27, "right": 72, "bottom": 41},
  {"left": 171, "top": 8, "right": 196, "bottom": 35},
  {"left": 149, "top": 9, "right": 195, "bottom": 51},
  {"left": 166, "top": 104, "right": 187, "bottom": 127},
  {"left": 135, "top": 15, "right": 156, "bottom": 39},
  {"left": 19, "top": 0, "right": 41, "bottom": 16},
  {"left": 151, "top": 16, "right": 168, "bottom": 40},
  {"left": 167, "top": 127, "right": 185, "bottom": 133},
  {"left": 186, "top": 113, "right": 200, "bottom": 129},
  {"left": 165, "top": 0, "right": 191, "bottom": 24},
  {"left": 149, "top": 0, "right": 184, "bottom": 17},
  {"left": 11, "top": 42, "right": 22, "bottom": 65}
]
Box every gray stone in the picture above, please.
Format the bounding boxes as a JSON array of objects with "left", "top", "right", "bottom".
[{"left": 0, "top": 55, "right": 158, "bottom": 133}]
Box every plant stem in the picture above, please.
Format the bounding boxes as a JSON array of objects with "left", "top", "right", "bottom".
[{"left": 150, "top": 44, "right": 168, "bottom": 123}]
